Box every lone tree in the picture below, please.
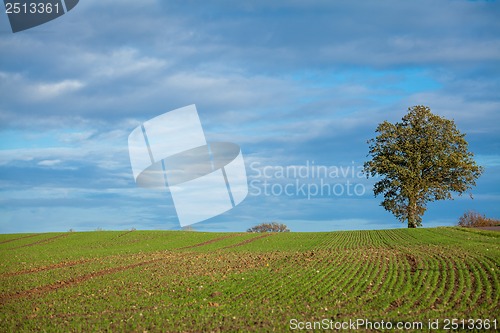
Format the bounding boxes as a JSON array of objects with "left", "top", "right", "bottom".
[
  {"left": 247, "top": 222, "right": 290, "bottom": 233},
  {"left": 364, "top": 105, "right": 483, "bottom": 228}
]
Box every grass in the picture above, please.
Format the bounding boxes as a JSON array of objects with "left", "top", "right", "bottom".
[{"left": 0, "top": 227, "right": 499, "bottom": 332}]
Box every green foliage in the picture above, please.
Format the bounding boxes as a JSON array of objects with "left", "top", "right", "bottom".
[
  {"left": 457, "top": 210, "right": 500, "bottom": 227},
  {"left": 364, "top": 105, "right": 483, "bottom": 228},
  {"left": 247, "top": 222, "right": 290, "bottom": 233}
]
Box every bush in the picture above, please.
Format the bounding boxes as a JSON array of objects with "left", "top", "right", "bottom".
[
  {"left": 247, "top": 222, "right": 290, "bottom": 233},
  {"left": 457, "top": 211, "right": 499, "bottom": 227}
]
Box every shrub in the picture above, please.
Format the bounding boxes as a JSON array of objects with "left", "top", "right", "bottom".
[
  {"left": 457, "top": 210, "right": 499, "bottom": 227},
  {"left": 247, "top": 222, "right": 290, "bottom": 233}
]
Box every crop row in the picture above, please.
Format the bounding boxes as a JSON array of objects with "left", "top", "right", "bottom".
[{"left": 0, "top": 228, "right": 498, "bottom": 332}]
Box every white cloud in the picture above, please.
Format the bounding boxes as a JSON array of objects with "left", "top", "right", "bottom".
[
  {"left": 37, "top": 159, "right": 62, "bottom": 167},
  {"left": 75, "top": 48, "right": 168, "bottom": 80},
  {"left": 32, "top": 79, "right": 85, "bottom": 99},
  {"left": 476, "top": 155, "right": 500, "bottom": 168},
  {"left": 0, "top": 72, "right": 85, "bottom": 102}
]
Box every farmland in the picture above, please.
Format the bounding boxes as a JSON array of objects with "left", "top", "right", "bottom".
[{"left": 0, "top": 228, "right": 499, "bottom": 332}]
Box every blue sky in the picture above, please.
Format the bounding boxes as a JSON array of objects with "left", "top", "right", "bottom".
[{"left": 0, "top": 0, "right": 499, "bottom": 233}]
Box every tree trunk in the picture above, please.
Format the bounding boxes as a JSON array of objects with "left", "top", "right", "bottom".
[{"left": 407, "top": 197, "right": 417, "bottom": 228}]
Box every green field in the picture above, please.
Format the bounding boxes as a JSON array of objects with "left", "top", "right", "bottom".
[{"left": 0, "top": 228, "right": 499, "bottom": 332}]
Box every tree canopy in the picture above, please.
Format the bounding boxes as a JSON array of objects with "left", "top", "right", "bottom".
[{"left": 363, "top": 105, "right": 483, "bottom": 228}]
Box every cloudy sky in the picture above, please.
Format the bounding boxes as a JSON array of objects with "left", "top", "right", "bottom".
[{"left": 1, "top": 0, "right": 499, "bottom": 233}]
